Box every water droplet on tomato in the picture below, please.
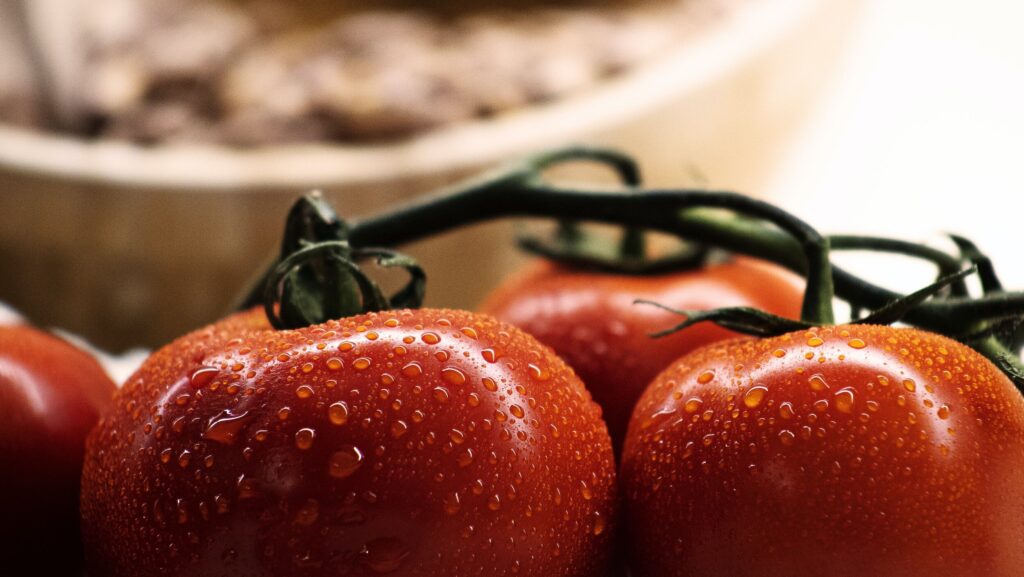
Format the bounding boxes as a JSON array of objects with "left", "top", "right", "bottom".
[
  {"left": 329, "top": 446, "right": 364, "bottom": 479},
  {"left": 361, "top": 537, "right": 409, "bottom": 573},
  {"left": 779, "top": 402, "right": 795, "bottom": 419},
  {"left": 328, "top": 401, "right": 350, "bottom": 425},
  {"left": 441, "top": 367, "right": 466, "bottom": 385},
  {"left": 743, "top": 386, "right": 768, "bottom": 408},
  {"left": 834, "top": 388, "right": 856, "bottom": 413},
  {"left": 809, "top": 374, "right": 830, "bottom": 391},
  {"left": 190, "top": 366, "right": 219, "bottom": 388},
  {"left": 295, "top": 428, "right": 316, "bottom": 450},
  {"left": 203, "top": 410, "right": 253, "bottom": 445}
]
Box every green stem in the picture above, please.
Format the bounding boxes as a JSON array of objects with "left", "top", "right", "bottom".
[{"left": 350, "top": 180, "right": 836, "bottom": 325}]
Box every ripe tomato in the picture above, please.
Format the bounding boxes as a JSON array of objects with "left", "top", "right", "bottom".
[
  {"left": 81, "top": 308, "right": 616, "bottom": 577},
  {"left": 0, "top": 325, "right": 115, "bottom": 574},
  {"left": 621, "top": 324, "right": 1024, "bottom": 577},
  {"left": 480, "top": 258, "right": 801, "bottom": 451}
]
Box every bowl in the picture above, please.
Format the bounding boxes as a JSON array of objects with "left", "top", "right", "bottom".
[{"left": 0, "top": 0, "right": 858, "bottom": 350}]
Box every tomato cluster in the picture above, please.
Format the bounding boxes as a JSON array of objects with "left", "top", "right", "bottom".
[{"left": 3, "top": 150, "right": 1024, "bottom": 577}]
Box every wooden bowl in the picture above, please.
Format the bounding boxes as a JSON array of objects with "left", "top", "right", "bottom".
[{"left": 0, "top": 0, "right": 858, "bottom": 350}]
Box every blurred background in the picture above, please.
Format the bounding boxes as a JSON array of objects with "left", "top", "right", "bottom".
[{"left": 0, "top": 0, "right": 1019, "bottom": 351}]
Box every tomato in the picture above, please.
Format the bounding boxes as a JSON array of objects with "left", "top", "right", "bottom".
[
  {"left": 81, "top": 308, "right": 616, "bottom": 577},
  {"left": 621, "top": 324, "right": 1024, "bottom": 577},
  {"left": 480, "top": 258, "right": 802, "bottom": 451},
  {"left": 0, "top": 325, "right": 115, "bottom": 574}
]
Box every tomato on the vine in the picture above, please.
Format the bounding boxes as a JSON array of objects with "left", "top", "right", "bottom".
[
  {"left": 481, "top": 258, "right": 801, "bottom": 450},
  {"left": 82, "top": 307, "right": 616, "bottom": 577},
  {"left": 621, "top": 324, "right": 1024, "bottom": 577},
  {"left": 0, "top": 324, "right": 115, "bottom": 574}
]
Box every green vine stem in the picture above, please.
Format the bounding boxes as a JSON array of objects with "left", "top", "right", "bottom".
[
  {"left": 244, "top": 147, "right": 1024, "bottom": 343},
  {"left": 349, "top": 173, "right": 836, "bottom": 325}
]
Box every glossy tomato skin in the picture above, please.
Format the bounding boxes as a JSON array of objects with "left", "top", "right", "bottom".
[
  {"left": 480, "top": 258, "right": 801, "bottom": 451},
  {"left": 621, "top": 325, "right": 1024, "bottom": 577},
  {"left": 82, "top": 308, "right": 616, "bottom": 577},
  {"left": 0, "top": 325, "right": 115, "bottom": 573}
]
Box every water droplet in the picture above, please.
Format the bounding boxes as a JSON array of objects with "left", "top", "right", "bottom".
[
  {"left": 697, "top": 370, "right": 715, "bottom": 384},
  {"left": 488, "top": 494, "right": 502, "bottom": 511},
  {"left": 779, "top": 402, "right": 795, "bottom": 419},
  {"left": 579, "top": 480, "right": 593, "bottom": 500},
  {"left": 528, "top": 364, "right": 550, "bottom": 381},
  {"left": 809, "top": 374, "right": 830, "bottom": 391},
  {"left": 190, "top": 366, "right": 219, "bottom": 388},
  {"left": 743, "top": 386, "right": 768, "bottom": 409},
  {"left": 401, "top": 362, "right": 423, "bottom": 378},
  {"left": 848, "top": 338, "right": 867, "bottom": 349},
  {"left": 295, "top": 385, "right": 314, "bottom": 399},
  {"left": 449, "top": 429, "right": 466, "bottom": 444},
  {"left": 457, "top": 448, "right": 474, "bottom": 467},
  {"left": 684, "top": 397, "right": 703, "bottom": 413},
  {"left": 509, "top": 404, "right": 525, "bottom": 419},
  {"left": 390, "top": 421, "right": 409, "bottom": 438},
  {"left": 295, "top": 428, "right": 316, "bottom": 450},
  {"left": 329, "top": 446, "right": 364, "bottom": 479},
  {"left": 903, "top": 379, "right": 917, "bottom": 393},
  {"left": 203, "top": 410, "right": 253, "bottom": 445},
  {"left": 421, "top": 333, "right": 441, "bottom": 345},
  {"left": 441, "top": 367, "right": 466, "bottom": 385},
  {"left": 481, "top": 348, "right": 498, "bottom": 363},
  {"left": 807, "top": 336, "right": 824, "bottom": 347},
  {"left": 779, "top": 430, "right": 796, "bottom": 445},
  {"left": 482, "top": 377, "right": 498, "bottom": 392},
  {"left": 443, "top": 491, "right": 462, "bottom": 515},
  {"left": 353, "top": 358, "right": 372, "bottom": 371},
  {"left": 328, "top": 401, "right": 350, "bottom": 426},
  {"left": 361, "top": 537, "right": 409, "bottom": 573},
  {"left": 433, "top": 387, "right": 450, "bottom": 402},
  {"left": 327, "top": 358, "right": 343, "bottom": 370},
  {"left": 938, "top": 405, "right": 951, "bottom": 419},
  {"left": 834, "top": 387, "right": 856, "bottom": 413},
  {"left": 813, "top": 399, "right": 829, "bottom": 412}
]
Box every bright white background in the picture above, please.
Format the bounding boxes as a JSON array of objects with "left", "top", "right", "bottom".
[{"left": 765, "top": 0, "right": 1024, "bottom": 293}]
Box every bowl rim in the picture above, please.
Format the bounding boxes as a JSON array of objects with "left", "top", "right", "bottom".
[{"left": 0, "top": 0, "right": 821, "bottom": 192}]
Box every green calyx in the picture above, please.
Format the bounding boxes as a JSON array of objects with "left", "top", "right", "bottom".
[{"left": 244, "top": 193, "right": 426, "bottom": 330}]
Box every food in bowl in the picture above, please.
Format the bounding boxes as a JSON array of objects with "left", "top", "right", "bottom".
[{"left": 3, "top": 0, "right": 749, "bottom": 145}]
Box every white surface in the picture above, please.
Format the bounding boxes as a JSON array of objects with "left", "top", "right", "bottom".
[{"left": 765, "top": 0, "right": 1024, "bottom": 293}]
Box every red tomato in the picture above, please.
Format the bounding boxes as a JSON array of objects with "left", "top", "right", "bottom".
[
  {"left": 480, "top": 258, "right": 802, "bottom": 451},
  {"left": 81, "top": 308, "right": 616, "bottom": 577},
  {"left": 621, "top": 324, "right": 1024, "bottom": 577},
  {"left": 0, "top": 325, "right": 115, "bottom": 574}
]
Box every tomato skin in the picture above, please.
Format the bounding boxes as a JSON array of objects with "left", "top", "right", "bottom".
[
  {"left": 81, "top": 308, "right": 615, "bottom": 577},
  {"left": 0, "top": 325, "right": 115, "bottom": 573},
  {"left": 621, "top": 325, "right": 1024, "bottom": 577},
  {"left": 480, "top": 258, "right": 801, "bottom": 451}
]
